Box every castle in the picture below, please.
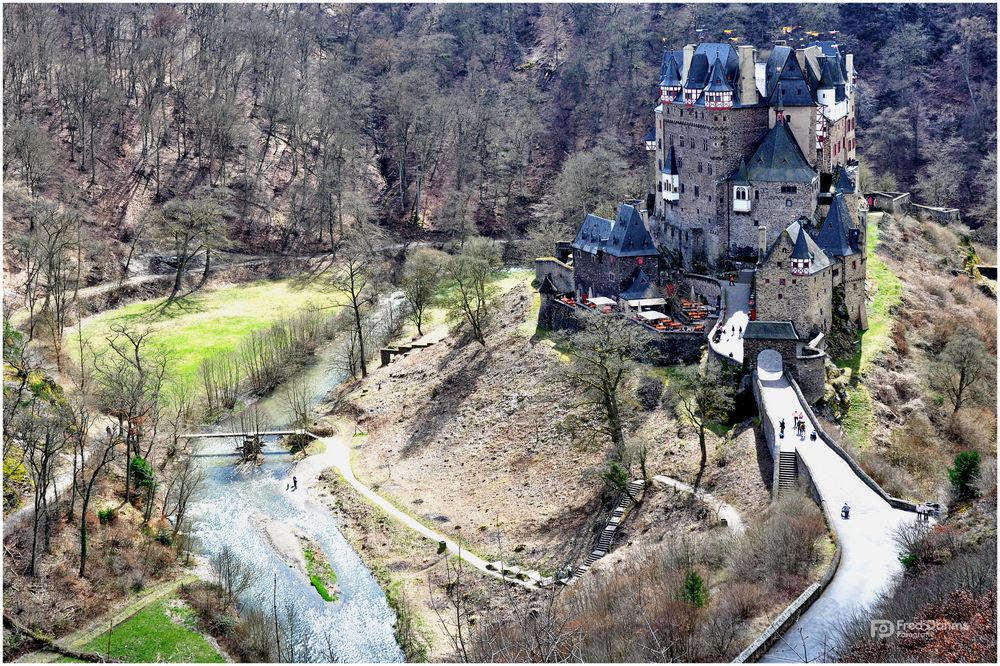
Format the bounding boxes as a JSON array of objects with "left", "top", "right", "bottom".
[{"left": 536, "top": 37, "right": 870, "bottom": 398}]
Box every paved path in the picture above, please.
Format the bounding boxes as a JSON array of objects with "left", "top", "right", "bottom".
[
  {"left": 756, "top": 368, "right": 918, "bottom": 662},
  {"left": 650, "top": 475, "right": 745, "bottom": 534},
  {"left": 709, "top": 281, "right": 751, "bottom": 363},
  {"left": 285, "top": 428, "right": 539, "bottom": 591}
]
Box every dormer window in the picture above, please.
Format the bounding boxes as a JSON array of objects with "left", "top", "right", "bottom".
[{"left": 790, "top": 257, "right": 810, "bottom": 276}]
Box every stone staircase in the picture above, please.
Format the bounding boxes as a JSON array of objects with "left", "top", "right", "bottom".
[
  {"left": 566, "top": 479, "right": 645, "bottom": 583},
  {"left": 776, "top": 450, "right": 799, "bottom": 496}
]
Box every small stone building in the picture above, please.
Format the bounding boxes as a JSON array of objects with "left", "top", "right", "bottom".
[{"left": 571, "top": 202, "right": 661, "bottom": 300}]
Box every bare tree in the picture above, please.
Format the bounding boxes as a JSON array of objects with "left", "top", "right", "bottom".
[
  {"left": 328, "top": 224, "right": 387, "bottom": 379},
  {"left": 401, "top": 247, "right": 446, "bottom": 336},
  {"left": 933, "top": 332, "right": 995, "bottom": 413},
  {"left": 670, "top": 366, "right": 734, "bottom": 489},
  {"left": 559, "top": 310, "right": 650, "bottom": 457},
  {"left": 161, "top": 455, "right": 205, "bottom": 539},
  {"left": 280, "top": 375, "right": 311, "bottom": 429},
  {"left": 78, "top": 425, "right": 121, "bottom": 577},
  {"left": 211, "top": 546, "right": 261, "bottom": 607},
  {"left": 442, "top": 239, "right": 502, "bottom": 346}
]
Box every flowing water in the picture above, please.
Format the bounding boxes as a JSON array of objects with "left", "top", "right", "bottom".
[{"left": 186, "top": 336, "right": 405, "bottom": 662}]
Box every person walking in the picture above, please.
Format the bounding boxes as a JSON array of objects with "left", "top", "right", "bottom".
[
  {"left": 292, "top": 476, "right": 298, "bottom": 491},
  {"left": 779, "top": 419, "right": 785, "bottom": 438}
]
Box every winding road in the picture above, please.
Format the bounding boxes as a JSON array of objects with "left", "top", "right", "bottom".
[{"left": 755, "top": 362, "right": 919, "bottom": 662}]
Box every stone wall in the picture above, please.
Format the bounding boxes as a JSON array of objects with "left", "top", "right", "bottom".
[
  {"left": 790, "top": 347, "right": 826, "bottom": 404},
  {"left": 573, "top": 250, "right": 658, "bottom": 300},
  {"left": 683, "top": 273, "right": 724, "bottom": 308},
  {"left": 538, "top": 299, "right": 704, "bottom": 365},
  {"left": 867, "top": 191, "right": 911, "bottom": 216},
  {"left": 755, "top": 234, "right": 834, "bottom": 341},
  {"left": 911, "top": 203, "right": 961, "bottom": 224},
  {"left": 730, "top": 181, "right": 818, "bottom": 256},
  {"left": 744, "top": 337, "right": 798, "bottom": 371},
  {"left": 652, "top": 104, "right": 769, "bottom": 267},
  {"left": 535, "top": 257, "right": 574, "bottom": 294}
]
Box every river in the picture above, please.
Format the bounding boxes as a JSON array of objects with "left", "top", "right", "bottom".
[{"left": 185, "top": 335, "right": 405, "bottom": 663}]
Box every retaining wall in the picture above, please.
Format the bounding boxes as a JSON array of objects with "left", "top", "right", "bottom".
[{"left": 784, "top": 371, "right": 917, "bottom": 512}]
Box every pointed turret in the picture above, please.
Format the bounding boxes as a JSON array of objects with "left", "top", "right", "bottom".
[
  {"left": 704, "top": 55, "right": 734, "bottom": 109},
  {"left": 816, "top": 193, "right": 857, "bottom": 256}
]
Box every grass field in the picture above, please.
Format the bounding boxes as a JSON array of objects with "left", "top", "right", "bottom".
[
  {"left": 81, "top": 598, "right": 223, "bottom": 663},
  {"left": 837, "top": 213, "right": 904, "bottom": 450},
  {"left": 73, "top": 279, "right": 342, "bottom": 385},
  {"left": 841, "top": 213, "right": 904, "bottom": 375}
]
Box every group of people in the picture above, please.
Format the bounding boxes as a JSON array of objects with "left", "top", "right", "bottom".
[{"left": 778, "top": 412, "right": 814, "bottom": 440}]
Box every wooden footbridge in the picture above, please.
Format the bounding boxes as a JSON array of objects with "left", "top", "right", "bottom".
[{"left": 178, "top": 429, "right": 308, "bottom": 439}]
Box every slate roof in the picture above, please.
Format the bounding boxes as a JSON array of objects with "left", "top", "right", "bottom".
[
  {"left": 644, "top": 127, "right": 656, "bottom": 144},
  {"left": 790, "top": 226, "right": 812, "bottom": 260},
  {"left": 833, "top": 165, "right": 855, "bottom": 193},
  {"left": 762, "top": 220, "right": 832, "bottom": 275},
  {"left": 730, "top": 158, "right": 750, "bottom": 185},
  {"left": 571, "top": 213, "right": 614, "bottom": 255},
  {"left": 764, "top": 45, "right": 815, "bottom": 106},
  {"left": 743, "top": 320, "right": 799, "bottom": 341},
  {"left": 661, "top": 55, "right": 683, "bottom": 87},
  {"left": 662, "top": 145, "right": 679, "bottom": 176},
  {"left": 705, "top": 54, "right": 735, "bottom": 92},
  {"left": 816, "top": 193, "right": 858, "bottom": 257},
  {"left": 571, "top": 203, "right": 658, "bottom": 258},
  {"left": 605, "top": 203, "right": 659, "bottom": 257},
  {"left": 685, "top": 52, "right": 711, "bottom": 90},
  {"left": 661, "top": 49, "right": 684, "bottom": 79},
  {"left": 745, "top": 121, "right": 816, "bottom": 183},
  {"left": 620, "top": 267, "right": 659, "bottom": 300}
]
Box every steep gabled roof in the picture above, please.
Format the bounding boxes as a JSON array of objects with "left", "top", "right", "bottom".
[
  {"left": 730, "top": 158, "right": 750, "bottom": 185},
  {"left": 764, "top": 45, "right": 815, "bottom": 106},
  {"left": 685, "top": 52, "right": 710, "bottom": 89},
  {"left": 790, "top": 226, "right": 812, "bottom": 260},
  {"left": 746, "top": 122, "right": 816, "bottom": 183},
  {"left": 571, "top": 213, "right": 614, "bottom": 255},
  {"left": 705, "top": 54, "right": 735, "bottom": 92},
  {"left": 762, "top": 220, "right": 831, "bottom": 274},
  {"left": 833, "top": 165, "right": 855, "bottom": 193},
  {"left": 662, "top": 145, "right": 679, "bottom": 176},
  {"left": 816, "top": 193, "right": 858, "bottom": 257},
  {"left": 605, "top": 203, "right": 659, "bottom": 258},
  {"left": 620, "top": 267, "right": 658, "bottom": 300},
  {"left": 661, "top": 49, "right": 684, "bottom": 79},
  {"left": 661, "top": 55, "right": 683, "bottom": 87}
]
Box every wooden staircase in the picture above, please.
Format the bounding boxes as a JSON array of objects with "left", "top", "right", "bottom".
[
  {"left": 568, "top": 479, "right": 645, "bottom": 581},
  {"left": 776, "top": 450, "right": 799, "bottom": 496}
]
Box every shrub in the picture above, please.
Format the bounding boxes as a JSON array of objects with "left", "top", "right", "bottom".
[
  {"left": 130, "top": 456, "right": 156, "bottom": 490},
  {"left": 948, "top": 451, "right": 981, "bottom": 501},
  {"left": 636, "top": 374, "right": 664, "bottom": 411},
  {"left": 681, "top": 569, "right": 709, "bottom": 607},
  {"left": 97, "top": 507, "right": 116, "bottom": 524}
]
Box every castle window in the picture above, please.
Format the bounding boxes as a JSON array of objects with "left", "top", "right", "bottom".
[
  {"left": 755, "top": 190, "right": 760, "bottom": 200},
  {"left": 792, "top": 279, "right": 797, "bottom": 284},
  {"left": 777, "top": 262, "right": 782, "bottom": 268},
  {"left": 698, "top": 162, "right": 703, "bottom": 173},
  {"left": 708, "top": 164, "right": 713, "bottom": 175},
  {"left": 658, "top": 139, "right": 662, "bottom": 149},
  {"left": 658, "top": 183, "right": 662, "bottom": 192},
  {"left": 833, "top": 268, "right": 839, "bottom": 277},
  {"left": 852, "top": 260, "right": 857, "bottom": 270},
  {"left": 658, "top": 159, "right": 662, "bottom": 169},
  {"left": 765, "top": 278, "right": 770, "bottom": 284},
  {"left": 703, "top": 139, "right": 708, "bottom": 151},
  {"left": 786, "top": 199, "right": 793, "bottom": 207},
  {"left": 781, "top": 185, "right": 797, "bottom": 194},
  {"left": 670, "top": 134, "right": 674, "bottom": 146},
  {"left": 681, "top": 184, "right": 685, "bottom": 193},
  {"left": 609, "top": 272, "right": 614, "bottom": 280},
  {"left": 778, "top": 293, "right": 783, "bottom": 299},
  {"left": 694, "top": 186, "right": 700, "bottom": 197},
  {"left": 779, "top": 278, "right": 786, "bottom": 286}
]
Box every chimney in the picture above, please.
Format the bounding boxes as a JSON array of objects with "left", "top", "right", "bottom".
[
  {"left": 845, "top": 52, "right": 854, "bottom": 88},
  {"left": 795, "top": 47, "right": 807, "bottom": 72},
  {"left": 758, "top": 225, "right": 768, "bottom": 259},
  {"left": 682, "top": 44, "right": 696, "bottom": 82},
  {"left": 737, "top": 45, "right": 757, "bottom": 103}
]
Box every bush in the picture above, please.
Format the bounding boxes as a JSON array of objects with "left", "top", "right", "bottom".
[
  {"left": 636, "top": 373, "right": 664, "bottom": 411},
  {"left": 948, "top": 451, "right": 982, "bottom": 501},
  {"left": 681, "top": 569, "right": 709, "bottom": 607},
  {"left": 97, "top": 507, "right": 116, "bottom": 524},
  {"left": 130, "top": 456, "right": 156, "bottom": 490}
]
